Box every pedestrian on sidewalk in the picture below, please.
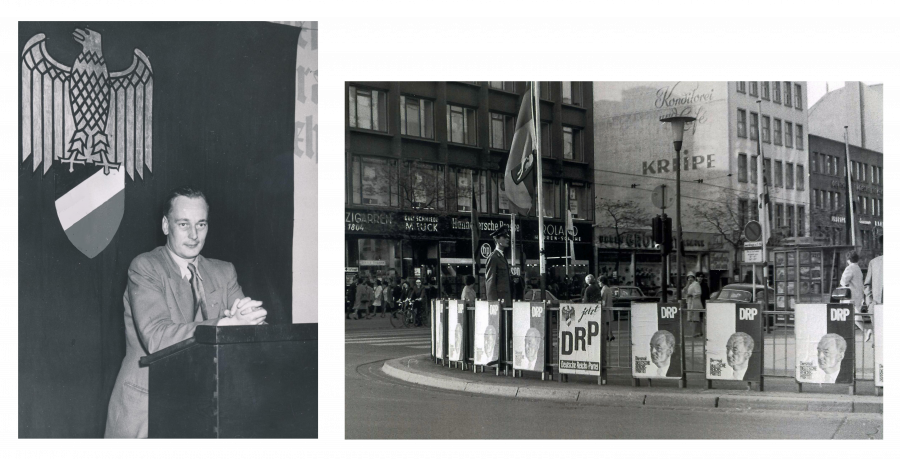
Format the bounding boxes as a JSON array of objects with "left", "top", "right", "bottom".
[
  {"left": 841, "top": 251, "right": 871, "bottom": 342},
  {"left": 582, "top": 274, "right": 601, "bottom": 303},
  {"left": 461, "top": 275, "right": 477, "bottom": 303},
  {"left": 598, "top": 275, "right": 614, "bottom": 341},
  {"left": 372, "top": 279, "right": 384, "bottom": 319},
  {"left": 381, "top": 278, "right": 394, "bottom": 318},
  {"left": 864, "top": 236, "right": 883, "bottom": 314},
  {"left": 346, "top": 276, "right": 357, "bottom": 320},
  {"left": 683, "top": 272, "right": 703, "bottom": 338}
]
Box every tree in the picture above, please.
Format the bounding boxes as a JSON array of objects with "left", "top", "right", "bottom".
[
  {"left": 688, "top": 190, "right": 746, "bottom": 278},
  {"left": 595, "top": 197, "right": 651, "bottom": 279}
]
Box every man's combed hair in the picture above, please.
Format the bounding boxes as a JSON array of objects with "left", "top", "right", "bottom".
[
  {"left": 728, "top": 332, "right": 755, "bottom": 351},
  {"left": 163, "top": 186, "right": 208, "bottom": 218},
  {"left": 847, "top": 251, "right": 860, "bottom": 263},
  {"left": 651, "top": 329, "right": 676, "bottom": 348},
  {"left": 820, "top": 333, "right": 848, "bottom": 354}
]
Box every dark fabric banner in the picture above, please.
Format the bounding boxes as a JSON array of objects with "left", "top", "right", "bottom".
[{"left": 19, "top": 22, "right": 299, "bottom": 438}]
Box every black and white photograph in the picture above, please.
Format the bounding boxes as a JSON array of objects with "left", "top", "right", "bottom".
[
  {"left": 17, "top": 21, "right": 318, "bottom": 439},
  {"left": 343, "top": 79, "right": 886, "bottom": 440}
]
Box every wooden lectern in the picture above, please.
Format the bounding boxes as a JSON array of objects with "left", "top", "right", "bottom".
[{"left": 139, "top": 323, "right": 317, "bottom": 438}]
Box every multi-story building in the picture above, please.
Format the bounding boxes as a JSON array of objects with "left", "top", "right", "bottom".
[
  {"left": 808, "top": 82, "right": 882, "bottom": 153},
  {"left": 807, "top": 134, "right": 883, "bottom": 256},
  {"left": 345, "top": 82, "right": 594, "bottom": 298},
  {"left": 593, "top": 81, "right": 809, "bottom": 291}
]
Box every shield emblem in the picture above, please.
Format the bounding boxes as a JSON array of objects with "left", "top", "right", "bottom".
[{"left": 21, "top": 28, "right": 152, "bottom": 258}]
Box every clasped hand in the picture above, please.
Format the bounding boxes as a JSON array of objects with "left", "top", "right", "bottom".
[{"left": 218, "top": 297, "right": 267, "bottom": 326}]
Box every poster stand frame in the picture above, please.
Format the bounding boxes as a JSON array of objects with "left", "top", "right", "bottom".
[{"left": 632, "top": 302, "right": 686, "bottom": 389}]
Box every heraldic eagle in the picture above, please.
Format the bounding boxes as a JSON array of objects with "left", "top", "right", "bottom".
[{"left": 21, "top": 28, "right": 153, "bottom": 178}]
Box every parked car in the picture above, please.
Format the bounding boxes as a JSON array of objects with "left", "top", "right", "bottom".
[
  {"left": 522, "top": 289, "right": 559, "bottom": 303},
  {"left": 709, "top": 283, "right": 778, "bottom": 327}
]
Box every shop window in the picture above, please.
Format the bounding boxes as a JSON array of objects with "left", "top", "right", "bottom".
[
  {"left": 349, "top": 86, "right": 387, "bottom": 132},
  {"left": 405, "top": 162, "right": 444, "bottom": 210},
  {"left": 351, "top": 156, "right": 397, "bottom": 207},
  {"left": 357, "top": 239, "right": 401, "bottom": 278},
  {"left": 452, "top": 168, "right": 476, "bottom": 212},
  {"left": 491, "top": 173, "right": 511, "bottom": 215},
  {"left": 567, "top": 182, "right": 592, "bottom": 220},
  {"left": 400, "top": 95, "right": 434, "bottom": 139},
  {"left": 447, "top": 104, "right": 477, "bottom": 146}
]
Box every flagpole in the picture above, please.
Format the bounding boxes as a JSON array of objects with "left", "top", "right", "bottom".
[
  {"left": 471, "top": 180, "right": 479, "bottom": 299},
  {"left": 756, "top": 100, "right": 770, "bottom": 309},
  {"left": 843, "top": 126, "right": 857, "bottom": 247},
  {"left": 564, "top": 183, "right": 570, "bottom": 299},
  {"left": 533, "top": 82, "right": 546, "bottom": 302}
]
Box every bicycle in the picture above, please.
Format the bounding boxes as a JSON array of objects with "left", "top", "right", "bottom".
[{"left": 390, "top": 299, "right": 416, "bottom": 328}]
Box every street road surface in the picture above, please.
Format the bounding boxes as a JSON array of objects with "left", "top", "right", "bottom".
[{"left": 345, "top": 317, "right": 882, "bottom": 439}]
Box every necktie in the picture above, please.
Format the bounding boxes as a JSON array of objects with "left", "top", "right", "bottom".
[{"left": 187, "top": 263, "right": 209, "bottom": 321}]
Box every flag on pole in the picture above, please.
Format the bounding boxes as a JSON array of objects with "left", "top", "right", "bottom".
[
  {"left": 756, "top": 133, "right": 771, "bottom": 245},
  {"left": 504, "top": 84, "right": 537, "bottom": 215}
]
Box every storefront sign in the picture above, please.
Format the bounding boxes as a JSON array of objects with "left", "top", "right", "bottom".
[
  {"left": 595, "top": 228, "right": 714, "bottom": 251},
  {"left": 632, "top": 302, "right": 683, "bottom": 380},
  {"left": 743, "top": 249, "right": 763, "bottom": 263},
  {"left": 795, "top": 303, "right": 854, "bottom": 384},
  {"left": 513, "top": 302, "right": 545, "bottom": 372},
  {"left": 706, "top": 303, "right": 762, "bottom": 382},
  {"left": 359, "top": 260, "right": 386, "bottom": 266},
  {"left": 558, "top": 303, "right": 602, "bottom": 376},
  {"left": 474, "top": 300, "right": 500, "bottom": 365},
  {"left": 523, "top": 221, "right": 592, "bottom": 243},
  {"left": 480, "top": 243, "right": 492, "bottom": 258},
  {"left": 709, "top": 252, "right": 729, "bottom": 271}
]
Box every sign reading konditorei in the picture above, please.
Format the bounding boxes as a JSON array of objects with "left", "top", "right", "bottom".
[
  {"left": 447, "top": 300, "right": 465, "bottom": 362},
  {"left": 874, "top": 304, "right": 883, "bottom": 387},
  {"left": 474, "top": 300, "right": 500, "bottom": 365},
  {"left": 706, "top": 302, "right": 762, "bottom": 382},
  {"left": 795, "top": 303, "right": 855, "bottom": 384},
  {"left": 513, "top": 301, "right": 545, "bottom": 372},
  {"left": 632, "top": 302, "right": 683, "bottom": 379},
  {"left": 558, "top": 303, "right": 602, "bottom": 376}
]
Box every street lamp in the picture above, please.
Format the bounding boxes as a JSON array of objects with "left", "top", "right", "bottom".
[{"left": 659, "top": 114, "right": 696, "bottom": 302}]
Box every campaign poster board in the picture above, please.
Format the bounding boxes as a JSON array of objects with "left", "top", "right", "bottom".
[
  {"left": 431, "top": 299, "right": 436, "bottom": 358},
  {"left": 558, "top": 303, "right": 602, "bottom": 376},
  {"left": 474, "top": 300, "right": 500, "bottom": 365},
  {"left": 795, "top": 303, "right": 855, "bottom": 384},
  {"left": 434, "top": 299, "right": 445, "bottom": 360},
  {"left": 513, "top": 301, "right": 545, "bottom": 372},
  {"left": 632, "top": 302, "right": 683, "bottom": 379},
  {"left": 447, "top": 300, "right": 465, "bottom": 362},
  {"left": 874, "top": 303, "right": 883, "bottom": 387},
  {"left": 705, "top": 302, "right": 762, "bottom": 382}
]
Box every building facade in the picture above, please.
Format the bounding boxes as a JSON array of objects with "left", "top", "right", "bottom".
[
  {"left": 593, "top": 81, "right": 810, "bottom": 291},
  {"left": 807, "top": 134, "right": 883, "bottom": 260},
  {"left": 808, "top": 82, "right": 882, "bottom": 153},
  {"left": 345, "top": 82, "right": 594, "bottom": 299}
]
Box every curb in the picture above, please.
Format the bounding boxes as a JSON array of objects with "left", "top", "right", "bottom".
[{"left": 382, "top": 356, "right": 883, "bottom": 414}]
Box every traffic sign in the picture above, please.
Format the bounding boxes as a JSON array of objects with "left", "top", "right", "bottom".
[
  {"left": 651, "top": 185, "right": 675, "bottom": 209},
  {"left": 744, "top": 220, "right": 762, "bottom": 242},
  {"left": 480, "top": 243, "right": 492, "bottom": 258},
  {"left": 743, "top": 249, "right": 763, "bottom": 263},
  {"left": 744, "top": 240, "right": 763, "bottom": 248}
]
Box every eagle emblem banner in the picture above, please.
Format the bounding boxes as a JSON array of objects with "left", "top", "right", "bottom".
[{"left": 21, "top": 28, "right": 153, "bottom": 258}]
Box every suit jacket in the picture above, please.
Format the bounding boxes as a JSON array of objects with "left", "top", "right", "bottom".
[
  {"left": 105, "top": 246, "right": 244, "bottom": 438},
  {"left": 865, "top": 256, "right": 883, "bottom": 306},
  {"left": 485, "top": 248, "right": 511, "bottom": 306}
]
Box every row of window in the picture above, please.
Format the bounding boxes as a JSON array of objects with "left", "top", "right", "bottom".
[
  {"left": 737, "top": 199, "right": 806, "bottom": 238},
  {"left": 810, "top": 153, "right": 882, "bottom": 185},
  {"left": 736, "top": 109, "right": 804, "bottom": 149},
  {"left": 811, "top": 189, "right": 881, "bottom": 217},
  {"left": 349, "top": 156, "right": 593, "bottom": 219},
  {"left": 736, "top": 154, "right": 805, "bottom": 190},
  {"left": 736, "top": 81, "right": 803, "bottom": 109},
  {"left": 490, "top": 81, "right": 586, "bottom": 107},
  {"left": 349, "top": 86, "right": 586, "bottom": 161}
]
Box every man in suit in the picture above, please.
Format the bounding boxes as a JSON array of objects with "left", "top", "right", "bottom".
[
  {"left": 485, "top": 226, "right": 511, "bottom": 366},
  {"left": 864, "top": 235, "right": 883, "bottom": 315},
  {"left": 816, "top": 333, "right": 847, "bottom": 384},
  {"left": 485, "top": 226, "right": 512, "bottom": 307},
  {"left": 726, "top": 332, "right": 755, "bottom": 380},
  {"left": 650, "top": 330, "right": 677, "bottom": 377},
  {"left": 105, "top": 186, "right": 268, "bottom": 438}
]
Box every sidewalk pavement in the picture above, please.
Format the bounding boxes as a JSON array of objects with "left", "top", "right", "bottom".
[{"left": 383, "top": 354, "right": 882, "bottom": 414}]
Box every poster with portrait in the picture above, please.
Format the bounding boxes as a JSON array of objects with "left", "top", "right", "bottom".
[
  {"left": 705, "top": 302, "right": 762, "bottom": 382},
  {"left": 447, "top": 300, "right": 465, "bottom": 362},
  {"left": 632, "top": 302, "right": 682, "bottom": 379},
  {"left": 513, "top": 301, "right": 545, "bottom": 372},
  {"left": 433, "top": 299, "right": 445, "bottom": 360},
  {"left": 874, "top": 304, "right": 883, "bottom": 387},
  {"left": 558, "top": 303, "right": 602, "bottom": 376},
  {"left": 474, "top": 300, "right": 500, "bottom": 365},
  {"left": 795, "top": 303, "right": 855, "bottom": 384}
]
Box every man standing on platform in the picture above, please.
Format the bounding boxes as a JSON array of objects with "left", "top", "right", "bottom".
[{"left": 105, "top": 186, "right": 267, "bottom": 438}]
